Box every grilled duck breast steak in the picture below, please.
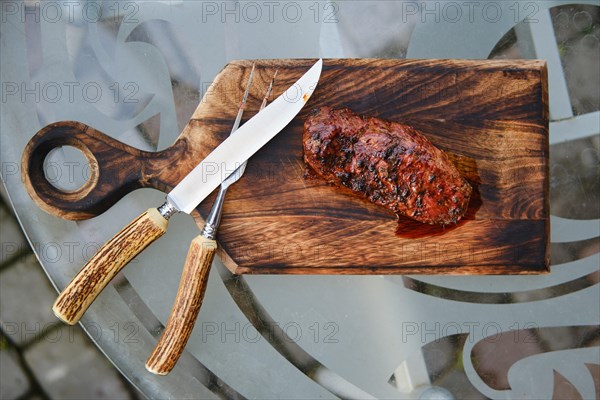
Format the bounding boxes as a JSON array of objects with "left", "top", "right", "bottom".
[{"left": 303, "top": 107, "right": 472, "bottom": 225}]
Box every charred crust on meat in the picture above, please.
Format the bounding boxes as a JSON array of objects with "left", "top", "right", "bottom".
[
  {"left": 335, "top": 171, "right": 350, "bottom": 183},
  {"left": 384, "top": 146, "right": 395, "bottom": 158},
  {"left": 415, "top": 196, "right": 423, "bottom": 209},
  {"left": 399, "top": 187, "right": 410, "bottom": 199},
  {"left": 351, "top": 177, "right": 366, "bottom": 192},
  {"left": 303, "top": 107, "right": 472, "bottom": 225}
]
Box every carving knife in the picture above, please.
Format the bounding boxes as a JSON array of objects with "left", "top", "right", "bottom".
[{"left": 53, "top": 59, "right": 323, "bottom": 325}]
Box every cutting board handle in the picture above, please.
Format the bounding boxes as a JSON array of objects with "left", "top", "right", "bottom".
[{"left": 21, "top": 121, "right": 191, "bottom": 220}]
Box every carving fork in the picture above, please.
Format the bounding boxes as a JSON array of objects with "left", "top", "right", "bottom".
[{"left": 146, "top": 66, "right": 278, "bottom": 375}]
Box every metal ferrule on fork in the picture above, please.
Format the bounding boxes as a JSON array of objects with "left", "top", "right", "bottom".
[{"left": 200, "top": 189, "right": 226, "bottom": 239}]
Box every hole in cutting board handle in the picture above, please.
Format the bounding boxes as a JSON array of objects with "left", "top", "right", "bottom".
[
  {"left": 22, "top": 124, "right": 102, "bottom": 211},
  {"left": 43, "top": 145, "right": 92, "bottom": 193},
  {"left": 35, "top": 136, "right": 100, "bottom": 202}
]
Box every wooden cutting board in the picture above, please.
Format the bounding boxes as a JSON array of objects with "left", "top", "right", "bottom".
[{"left": 22, "top": 58, "right": 549, "bottom": 274}]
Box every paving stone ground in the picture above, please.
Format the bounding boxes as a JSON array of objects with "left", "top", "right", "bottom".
[
  {"left": 0, "top": 197, "right": 143, "bottom": 400},
  {"left": 0, "top": 255, "right": 59, "bottom": 347},
  {"left": 0, "top": 202, "right": 28, "bottom": 266},
  {"left": 24, "top": 326, "right": 132, "bottom": 400},
  {"left": 0, "top": 336, "right": 30, "bottom": 400}
]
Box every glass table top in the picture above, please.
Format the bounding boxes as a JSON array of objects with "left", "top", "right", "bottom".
[{"left": 1, "top": 1, "right": 598, "bottom": 399}]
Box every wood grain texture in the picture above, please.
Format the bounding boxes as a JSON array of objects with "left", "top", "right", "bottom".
[
  {"left": 52, "top": 208, "right": 168, "bottom": 324},
  {"left": 145, "top": 236, "right": 215, "bottom": 375},
  {"left": 23, "top": 59, "right": 549, "bottom": 274}
]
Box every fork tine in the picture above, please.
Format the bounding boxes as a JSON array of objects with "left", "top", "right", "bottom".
[
  {"left": 230, "top": 63, "right": 256, "bottom": 135},
  {"left": 260, "top": 69, "right": 278, "bottom": 110}
]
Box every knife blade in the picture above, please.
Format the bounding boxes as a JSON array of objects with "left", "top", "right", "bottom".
[
  {"left": 167, "top": 60, "right": 321, "bottom": 214},
  {"left": 52, "top": 59, "right": 323, "bottom": 325}
]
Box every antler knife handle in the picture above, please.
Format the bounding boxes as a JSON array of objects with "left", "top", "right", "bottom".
[
  {"left": 53, "top": 208, "right": 168, "bottom": 325},
  {"left": 145, "top": 235, "right": 216, "bottom": 375}
]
